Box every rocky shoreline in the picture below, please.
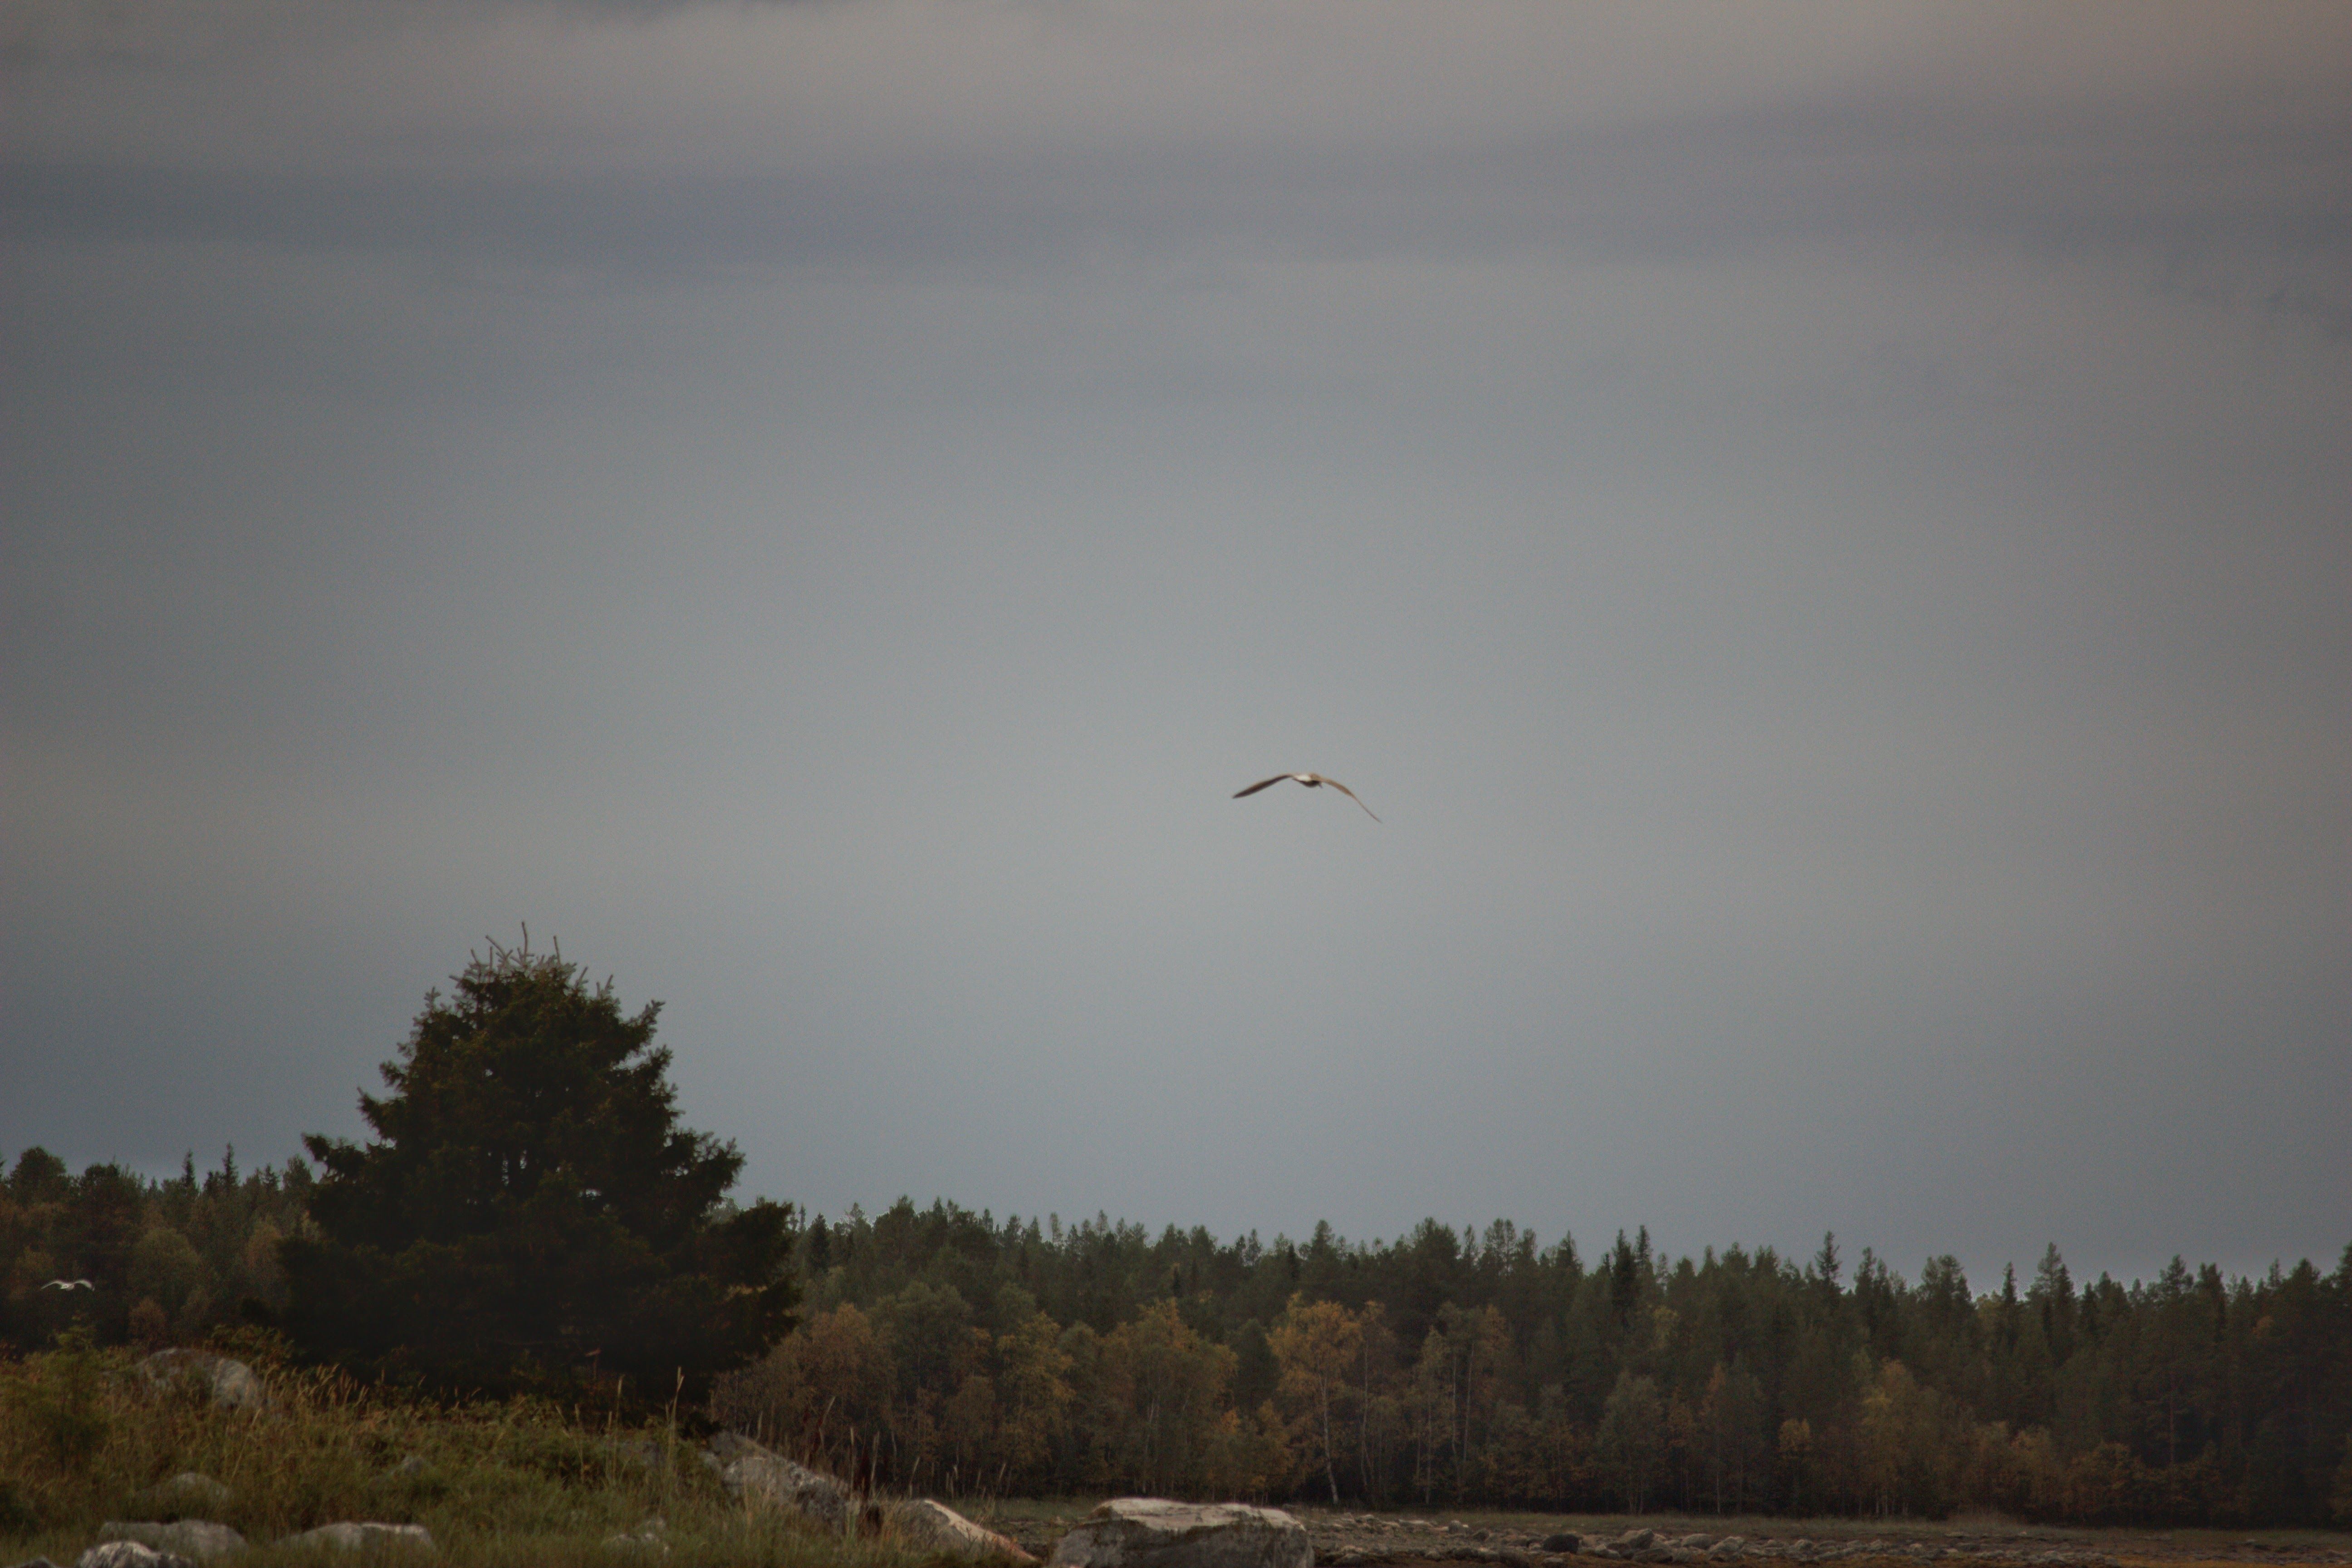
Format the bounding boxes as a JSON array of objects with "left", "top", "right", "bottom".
[{"left": 1272, "top": 1518, "right": 2352, "bottom": 1568}]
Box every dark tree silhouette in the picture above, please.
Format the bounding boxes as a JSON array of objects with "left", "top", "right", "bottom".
[{"left": 280, "top": 937, "right": 795, "bottom": 1393}]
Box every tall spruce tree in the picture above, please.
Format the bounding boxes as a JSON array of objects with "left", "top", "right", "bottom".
[{"left": 280, "top": 938, "right": 796, "bottom": 1393}]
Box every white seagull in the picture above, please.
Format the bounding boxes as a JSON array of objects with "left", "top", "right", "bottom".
[
  {"left": 1231, "top": 772, "right": 1380, "bottom": 821},
  {"left": 41, "top": 1279, "right": 95, "bottom": 1292}
]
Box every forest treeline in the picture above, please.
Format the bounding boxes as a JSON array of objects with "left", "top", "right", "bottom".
[
  {"left": 7, "top": 1149, "right": 2351, "bottom": 1526},
  {"left": 718, "top": 1201, "right": 2352, "bottom": 1528},
  {"left": 0, "top": 1146, "right": 309, "bottom": 1352}
]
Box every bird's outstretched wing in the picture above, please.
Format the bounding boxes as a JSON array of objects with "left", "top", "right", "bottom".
[
  {"left": 1232, "top": 774, "right": 1298, "bottom": 799},
  {"left": 1318, "top": 778, "right": 1381, "bottom": 821},
  {"left": 1232, "top": 771, "right": 1380, "bottom": 821}
]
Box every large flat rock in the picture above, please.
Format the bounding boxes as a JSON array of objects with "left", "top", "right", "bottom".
[
  {"left": 96, "top": 1523, "right": 244, "bottom": 1562},
  {"left": 1049, "top": 1500, "right": 1311, "bottom": 1568},
  {"left": 887, "top": 1500, "right": 1035, "bottom": 1564}
]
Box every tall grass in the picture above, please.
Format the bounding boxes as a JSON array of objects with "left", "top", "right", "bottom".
[{"left": 0, "top": 1337, "right": 930, "bottom": 1567}]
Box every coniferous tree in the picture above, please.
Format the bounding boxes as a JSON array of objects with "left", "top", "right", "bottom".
[{"left": 279, "top": 938, "right": 795, "bottom": 1394}]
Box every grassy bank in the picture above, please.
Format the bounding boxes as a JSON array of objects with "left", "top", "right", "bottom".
[{"left": 0, "top": 1335, "right": 906, "bottom": 1567}]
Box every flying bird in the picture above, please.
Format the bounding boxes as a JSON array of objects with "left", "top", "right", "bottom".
[
  {"left": 1232, "top": 772, "right": 1380, "bottom": 821},
  {"left": 41, "top": 1279, "right": 95, "bottom": 1292}
]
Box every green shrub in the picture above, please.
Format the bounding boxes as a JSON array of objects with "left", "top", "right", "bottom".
[
  {"left": 17, "top": 1327, "right": 113, "bottom": 1471},
  {"left": 0, "top": 1475, "right": 39, "bottom": 1534},
  {"left": 0, "top": 1336, "right": 927, "bottom": 1567}
]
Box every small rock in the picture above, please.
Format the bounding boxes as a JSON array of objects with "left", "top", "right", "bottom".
[
  {"left": 1617, "top": 1535, "right": 1656, "bottom": 1555},
  {"left": 390, "top": 1457, "right": 426, "bottom": 1478},
  {"left": 1710, "top": 1539, "right": 1749, "bottom": 1560},
  {"left": 95, "top": 1524, "right": 243, "bottom": 1563},
  {"left": 607, "top": 1440, "right": 673, "bottom": 1473},
  {"left": 282, "top": 1523, "right": 435, "bottom": 1554},
  {"left": 602, "top": 1519, "right": 668, "bottom": 1557}
]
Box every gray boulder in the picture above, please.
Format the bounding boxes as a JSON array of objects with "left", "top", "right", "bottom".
[
  {"left": 606, "top": 1440, "right": 674, "bottom": 1473},
  {"left": 134, "top": 1353, "right": 263, "bottom": 1412},
  {"left": 96, "top": 1523, "right": 243, "bottom": 1562},
  {"left": 703, "top": 1435, "right": 849, "bottom": 1530},
  {"left": 887, "top": 1500, "right": 1035, "bottom": 1563},
  {"left": 124, "top": 1476, "right": 233, "bottom": 1522},
  {"left": 1540, "top": 1539, "right": 1581, "bottom": 1558},
  {"left": 281, "top": 1524, "right": 435, "bottom": 1554},
  {"left": 1048, "top": 1499, "right": 1311, "bottom": 1568},
  {"left": 77, "top": 1546, "right": 194, "bottom": 1568}
]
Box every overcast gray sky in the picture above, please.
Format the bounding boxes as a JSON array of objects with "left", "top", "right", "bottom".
[{"left": 5, "top": 0, "right": 2347, "bottom": 1291}]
